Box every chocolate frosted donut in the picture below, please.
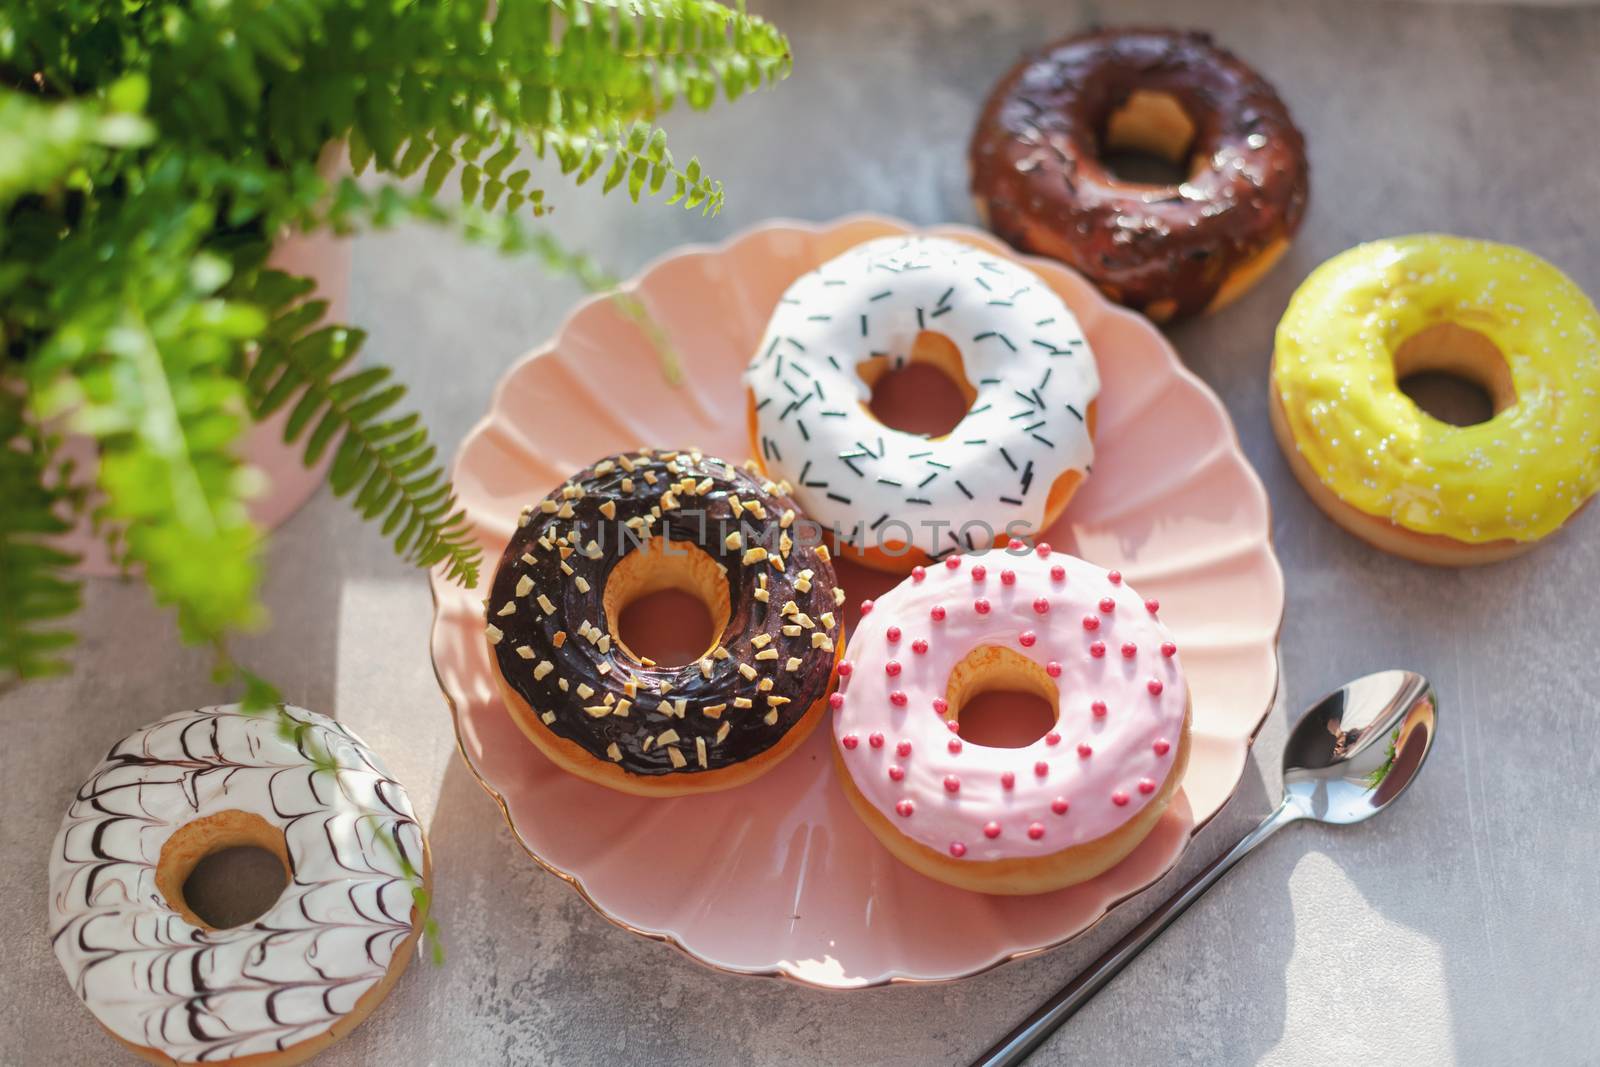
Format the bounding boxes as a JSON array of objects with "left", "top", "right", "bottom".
[
  {"left": 970, "top": 28, "right": 1310, "bottom": 322},
  {"left": 486, "top": 449, "right": 845, "bottom": 796}
]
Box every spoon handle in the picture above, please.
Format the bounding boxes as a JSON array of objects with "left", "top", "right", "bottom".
[{"left": 970, "top": 800, "right": 1303, "bottom": 1067}]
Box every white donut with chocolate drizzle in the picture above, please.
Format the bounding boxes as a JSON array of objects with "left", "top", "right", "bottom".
[
  {"left": 48, "top": 705, "right": 424, "bottom": 1063},
  {"left": 745, "top": 235, "right": 1099, "bottom": 558}
]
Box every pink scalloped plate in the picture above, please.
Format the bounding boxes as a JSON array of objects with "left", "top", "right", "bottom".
[{"left": 429, "top": 215, "right": 1283, "bottom": 988}]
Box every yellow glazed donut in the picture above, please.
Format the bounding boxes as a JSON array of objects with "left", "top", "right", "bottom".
[{"left": 1271, "top": 235, "right": 1600, "bottom": 565}]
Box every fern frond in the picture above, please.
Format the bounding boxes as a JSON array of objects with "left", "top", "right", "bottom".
[
  {"left": 235, "top": 266, "right": 481, "bottom": 585},
  {"left": 0, "top": 85, "right": 151, "bottom": 204},
  {"left": 0, "top": 387, "right": 81, "bottom": 683}
]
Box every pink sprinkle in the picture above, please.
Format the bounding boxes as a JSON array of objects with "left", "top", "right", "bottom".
[
  {"left": 885, "top": 660, "right": 901, "bottom": 677},
  {"left": 1046, "top": 661, "right": 1062, "bottom": 678},
  {"left": 1033, "top": 597, "right": 1050, "bottom": 614},
  {"left": 1121, "top": 642, "right": 1137, "bottom": 659},
  {"left": 948, "top": 737, "right": 964, "bottom": 754},
  {"left": 974, "top": 598, "right": 991, "bottom": 615},
  {"left": 1001, "top": 771, "right": 1015, "bottom": 789},
  {"left": 829, "top": 692, "right": 845, "bottom": 710},
  {"left": 1108, "top": 570, "right": 1123, "bottom": 585},
  {"left": 930, "top": 605, "right": 947, "bottom": 621},
  {"left": 1112, "top": 791, "right": 1129, "bottom": 806},
  {"left": 1148, "top": 678, "right": 1164, "bottom": 696},
  {"left": 1082, "top": 615, "right": 1100, "bottom": 632},
  {"left": 945, "top": 555, "right": 962, "bottom": 570},
  {"left": 1089, "top": 640, "right": 1106, "bottom": 658},
  {"left": 1037, "top": 542, "right": 1052, "bottom": 557},
  {"left": 1034, "top": 760, "right": 1049, "bottom": 777},
  {"left": 896, "top": 739, "right": 912, "bottom": 757},
  {"left": 888, "top": 765, "right": 905, "bottom": 782},
  {"left": 1091, "top": 700, "right": 1107, "bottom": 717},
  {"left": 860, "top": 599, "right": 874, "bottom": 615},
  {"left": 869, "top": 732, "right": 884, "bottom": 749},
  {"left": 890, "top": 690, "right": 908, "bottom": 707},
  {"left": 1008, "top": 538, "right": 1026, "bottom": 551},
  {"left": 1077, "top": 743, "right": 1093, "bottom": 758},
  {"left": 944, "top": 775, "right": 961, "bottom": 793},
  {"left": 912, "top": 638, "right": 929, "bottom": 655},
  {"left": 1027, "top": 822, "right": 1045, "bottom": 840},
  {"left": 1099, "top": 597, "right": 1116, "bottom": 614},
  {"left": 1045, "top": 731, "right": 1061, "bottom": 746},
  {"left": 1162, "top": 641, "right": 1177, "bottom": 658},
  {"left": 983, "top": 821, "right": 1002, "bottom": 839},
  {"left": 841, "top": 734, "right": 858, "bottom": 750},
  {"left": 911, "top": 566, "right": 927, "bottom": 582},
  {"left": 949, "top": 841, "right": 967, "bottom": 857},
  {"left": 1153, "top": 738, "right": 1171, "bottom": 756},
  {"left": 1050, "top": 564, "right": 1066, "bottom": 581},
  {"left": 896, "top": 799, "right": 915, "bottom": 817},
  {"left": 971, "top": 564, "right": 987, "bottom": 582},
  {"left": 1138, "top": 778, "right": 1156, "bottom": 794},
  {"left": 1000, "top": 569, "right": 1016, "bottom": 586},
  {"left": 1145, "top": 598, "right": 1160, "bottom": 614},
  {"left": 933, "top": 697, "right": 950, "bottom": 715},
  {"left": 837, "top": 660, "right": 853, "bottom": 678},
  {"left": 1019, "top": 630, "right": 1037, "bottom": 648},
  {"left": 1051, "top": 797, "right": 1070, "bottom": 815},
  {"left": 886, "top": 626, "right": 902, "bottom": 643}
]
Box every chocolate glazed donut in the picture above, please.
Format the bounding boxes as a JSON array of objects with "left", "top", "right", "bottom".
[
  {"left": 486, "top": 449, "right": 845, "bottom": 797},
  {"left": 970, "top": 28, "right": 1310, "bottom": 322}
]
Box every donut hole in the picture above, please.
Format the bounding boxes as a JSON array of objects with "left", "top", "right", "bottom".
[
  {"left": 605, "top": 536, "right": 731, "bottom": 667},
  {"left": 1394, "top": 322, "right": 1515, "bottom": 427},
  {"left": 858, "top": 331, "right": 978, "bottom": 438},
  {"left": 156, "top": 810, "right": 291, "bottom": 930},
  {"left": 1100, "top": 90, "right": 1198, "bottom": 187},
  {"left": 943, "top": 645, "right": 1059, "bottom": 749}
]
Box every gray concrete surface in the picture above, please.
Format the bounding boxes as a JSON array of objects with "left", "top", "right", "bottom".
[{"left": 6, "top": 1, "right": 1600, "bottom": 1063}]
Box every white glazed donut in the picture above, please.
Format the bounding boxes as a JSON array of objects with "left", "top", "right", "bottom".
[
  {"left": 48, "top": 705, "right": 427, "bottom": 1066},
  {"left": 744, "top": 235, "right": 1099, "bottom": 572}
]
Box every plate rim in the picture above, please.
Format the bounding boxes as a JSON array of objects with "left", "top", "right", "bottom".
[{"left": 428, "top": 212, "right": 1285, "bottom": 989}]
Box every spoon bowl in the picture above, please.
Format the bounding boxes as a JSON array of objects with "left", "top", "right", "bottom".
[{"left": 1283, "top": 669, "right": 1437, "bottom": 825}]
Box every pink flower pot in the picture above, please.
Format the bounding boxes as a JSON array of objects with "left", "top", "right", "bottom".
[{"left": 53, "top": 227, "right": 350, "bottom": 576}]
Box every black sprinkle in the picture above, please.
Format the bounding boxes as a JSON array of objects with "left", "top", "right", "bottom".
[
  {"left": 1031, "top": 387, "right": 1046, "bottom": 407},
  {"left": 1022, "top": 420, "right": 1046, "bottom": 432},
  {"left": 916, "top": 308, "right": 925, "bottom": 329},
  {"left": 869, "top": 290, "right": 892, "bottom": 301},
  {"left": 999, "top": 495, "right": 1024, "bottom": 505},
  {"left": 827, "top": 355, "right": 842, "bottom": 370},
  {"left": 827, "top": 492, "right": 853, "bottom": 504},
  {"left": 974, "top": 331, "right": 996, "bottom": 342},
  {"left": 962, "top": 438, "right": 987, "bottom": 446},
  {"left": 988, "top": 299, "right": 1013, "bottom": 307},
  {"left": 806, "top": 314, "right": 832, "bottom": 322},
  {"left": 764, "top": 337, "right": 780, "bottom": 360},
  {"left": 908, "top": 450, "right": 933, "bottom": 459},
  {"left": 1039, "top": 367, "right": 1053, "bottom": 391},
  {"left": 841, "top": 456, "right": 864, "bottom": 477},
  {"left": 1013, "top": 389, "right": 1038, "bottom": 408},
  {"left": 974, "top": 276, "right": 992, "bottom": 292},
  {"left": 821, "top": 409, "right": 848, "bottom": 418},
  {"left": 905, "top": 497, "right": 933, "bottom": 505},
  {"left": 798, "top": 460, "right": 812, "bottom": 483},
  {"left": 925, "top": 459, "right": 952, "bottom": 469},
  {"left": 859, "top": 314, "right": 869, "bottom": 336},
  {"left": 1065, "top": 403, "right": 1085, "bottom": 422},
  {"left": 823, "top": 279, "right": 847, "bottom": 286},
  {"left": 918, "top": 472, "right": 939, "bottom": 488},
  {"left": 955, "top": 480, "right": 974, "bottom": 499},
  {"left": 1010, "top": 410, "right": 1036, "bottom": 421},
  {"left": 870, "top": 513, "right": 890, "bottom": 530},
  {"left": 979, "top": 377, "right": 1001, "bottom": 385},
  {"left": 1031, "top": 434, "right": 1055, "bottom": 448},
  {"left": 791, "top": 362, "right": 813, "bottom": 379},
  {"left": 1035, "top": 317, "right": 1056, "bottom": 326},
  {"left": 968, "top": 403, "right": 992, "bottom": 416},
  {"left": 786, "top": 337, "right": 806, "bottom": 352},
  {"left": 755, "top": 397, "right": 773, "bottom": 411},
  {"left": 782, "top": 380, "right": 800, "bottom": 397},
  {"left": 1021, "top": 460, "right": 1035, "bottom": 495},
  {"left": 797, "top": 420, "right": 810, "bottom": 442},
  {"left": 876, "top": 477, "right": 903, "bottom": 488},
  {"left": 929, "top": 306, "right": 952, "bottom": 319},
  {"left": 999, "top": 446, "right": 1017, "bottom": 471},
  {"left": 814, "top": 380, "right": 826, "bottom": 400},
  {"left": 804, "top": 479, "right": 830, "bottom": 489},
  {"left": 773, "top": 354, "right": 784, "bottom": 379}
]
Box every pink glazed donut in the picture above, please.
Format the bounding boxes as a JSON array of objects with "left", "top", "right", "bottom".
[{"left": 831, "top": 544, "right": 1191, "bottom": 894}]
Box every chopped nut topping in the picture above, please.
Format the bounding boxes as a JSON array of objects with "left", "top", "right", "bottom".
[
  {"left": 785, "top": 657, "right": 802, "bottom": 672},
  {"left": 733, "top": 697, "right": 753, "bottom": 709},
  {"left": 780, "top": 509, "right": 796, "bottom": 529},
  {"left": 724, "top": 531, "right": 743, "bottom": 550},
  {"left": 621, "top": 477, "right": 634, "bottom": 493},
  {"left": 833, "top": 587, "right": 846, "bottom": 606},
  {"left": 763, "top": 710, "right": 779, "bottom": 726},
  {"left": 541, "top": 711, "right": 556, "bottom": 725},
  {"left": 820, "top": 612, "right": 835, "bottom": 629},
  {"left": 497, "top": 602, "right": 516, "bottom": 617},
  {"left": 703, "top": 703, "right": 726, "bottom": 718},
  {"left": 696, "top": 736, "right": 708, "bottom": 768},
  {"left": 515, "top": 575, "right": 534, "bottom": 597},
  {"left": 751, "top": 633, "right": 772, "bottom": 649},
  {"left": 782, "top": 600, "right": 798, "bottom": 616},
  {"left": 521, "top": 553, "right": 537, "bottom": 566},
  {"left": 716, "top": 722, "right": 731, "bottom": 744},
  {"left": 699, "top": 658, "right": 713, "bottom": 679},
  {"left": 657, "top": 728, "right": 680, "bottom": 746},
  {"left": 614, "top": 699, "right": 631, "bottom": 717},
  {"left": 553, "top": 631, "right": 567, "bottom": 648},
  {"left": 754, "top": 588, "right": 770, "bottom": 603},
  {"left": 607, "top": 742, "right": 622, "bottom": 761},
  {"left": 576, "top": 683, "right": 594, "bottom": 699},
  {"left": 782, "top": 624, "right": 801, "bottom": 637},
  {"left": 540, "top": 500, "right": 559, "bottom": 514},
  {"left": 816, "top": 545, "right": 831, "bottom": 563},
  {"left": 618, "top": 455, "right": 635, "bottom": 472},
  {"left": 668, "top": 746, "right": 687, "bottom": 769},
  {"left": 516, "top": 645, "right": 535, "bottom": 659},
  {"left": 742, "top": 546, "right": 768, "bottom": 565},
  {"left": 537, "top": 594, "right": 557, "bottom": 615},
  {"left": 755, "top": 648, "right": 779, "bottom": 661},
  {"left": 583, "top": 704, "right": 611, "bottom": 718},
  {"left": 757, "top": 677, "right": 774, "bottom": 692},
  {"left": 713, "top": 646, "right": 730, "bottom": 660},
  {"left": 596, "top": 662, "right": 612, "bottom": 675},
  {"left": 486, "top": 624, "right": 504, "bottom": 644},
  {"left": 738, "top": 663, "right": 758, "bottom": 681},
  {"left": 594, "top": 460, "right": 616, "bottom": 476}
]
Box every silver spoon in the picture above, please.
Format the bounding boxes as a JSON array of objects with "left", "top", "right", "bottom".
[{"left": 973, "top": 669, "right": 1437, "bottom": 1067}]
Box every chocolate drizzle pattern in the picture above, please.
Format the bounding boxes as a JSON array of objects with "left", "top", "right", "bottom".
[
  {"left": 970, "top": 28, "right": 1310, "bottom": 320},
  {"left": 48, "top": 706, "right": 423, "bottom": 1063},
  {"left": 486, "top": 449, "right": 843, "bottom": 776}
]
